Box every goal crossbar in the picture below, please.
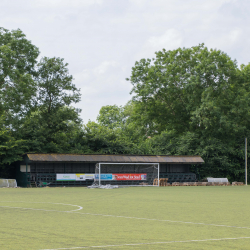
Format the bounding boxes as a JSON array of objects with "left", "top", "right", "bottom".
[{"left": 96, "top": 162, "right": 160, "bottom": 187}]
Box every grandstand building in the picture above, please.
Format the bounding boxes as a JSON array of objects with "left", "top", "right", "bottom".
[{"left": 15, "top": 154, "right": 204, "bottom": 187}]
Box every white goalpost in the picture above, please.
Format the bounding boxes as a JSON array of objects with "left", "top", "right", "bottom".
[{"left": 92, "top": 162, "right": 160, "bottom": 187}]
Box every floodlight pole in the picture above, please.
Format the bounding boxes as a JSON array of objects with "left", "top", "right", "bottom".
[
  {"left": 158, "top": 163, "right": 160, "bottom": 187},
  {"left": 99, "top": 163, "right": 101, "bottom": 186},
  {"left": 26, "top": 162, "right": 28, "bottom": 187},
  {"left": 245, "top": 138, "right": 247, "bottom": 186}
]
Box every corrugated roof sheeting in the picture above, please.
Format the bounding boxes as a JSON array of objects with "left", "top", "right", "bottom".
[{"left": 26, "top": 154, "right": 204, "bottom": 164}]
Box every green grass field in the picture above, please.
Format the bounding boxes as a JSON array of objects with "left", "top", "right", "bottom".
[{"left": 1, "top": 186, "right": 250, "bottom": 250}]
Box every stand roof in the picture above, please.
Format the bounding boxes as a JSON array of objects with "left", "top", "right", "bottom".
[{"left": 24, "top": 154, "right": 204, "bottom": 164}]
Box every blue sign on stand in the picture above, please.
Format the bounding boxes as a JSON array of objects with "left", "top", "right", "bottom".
[{"left": 94, "top": 174, "right": 113, "bottom": 180}]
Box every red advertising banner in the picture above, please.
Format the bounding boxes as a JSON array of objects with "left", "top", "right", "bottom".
[{"left": 112, "top": 173, "right": 147, "bottom": 181}]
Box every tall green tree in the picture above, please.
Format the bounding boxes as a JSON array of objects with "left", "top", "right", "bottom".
[
  {"left": 16, "top": 57, "right": 82, "bottom": 153},
  {"left": 126, "top": 44, "right": 250, "bottom": 181},
  {"left": 36, "top": 57, "right": 81, "bottom": 114},
  {"left": 0, "top": 27, "right": 39, "bottom": 120},
  {"left": 0, "top": 27, "right": 39, "bottom": 173},
  {"left": 0, "top": 28, "right": 86, "bottom": 173},
  {"left": 127, "top": 44, "right": 239, "bottom": 135},
  {"left": 36, "top": 56, "right": 81, "bottom": 143}
]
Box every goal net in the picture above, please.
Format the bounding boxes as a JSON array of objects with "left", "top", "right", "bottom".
[{"left": 92, "top": 163, "right": 159, "bottom": 187}]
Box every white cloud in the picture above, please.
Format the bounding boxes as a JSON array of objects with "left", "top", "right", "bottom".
[
  {"left": 1, "top": 0, "right": 250, "bottom": 121},
  {"left": 228, "top": 29, "right": 242, "bottom": 43},
  {"left": 93, "top": 61, "right": 119, "bottom": 75},
  {"left": 31, "top": 0, "right": 103, "bottom": 8},
  {"left": 136, "top": 29, "right": 183, "bottom": 60},
  {"left": 147, "top": 29, "right": 183, "bottom": 52}
]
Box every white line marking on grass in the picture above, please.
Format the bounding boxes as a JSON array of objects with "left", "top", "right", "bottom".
[
  {"left": 0, "top": 206, "right": 67, "bottom": 213},
  {"left": 0, "top": 201, "right": 82, "bottom": 212},
  {"left": 39, "top": 237, "right": 250, "bottom": 249},
  {"left": 71, "top": 212, "right": 250, "bottom": 230},
  {"left": 1, "top": 203, "right": 249, "bottom": 230}
]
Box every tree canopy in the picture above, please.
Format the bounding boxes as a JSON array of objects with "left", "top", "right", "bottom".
[
  {"left": 0, "top": 28, "right": 39, "bottom": 119},
  {"left": 125, "top": 44, "right": 250, "bottom": 181},
  {"left": 0, "top": 28, "right": 82, "bottom": 175},
  {"left": 0, "top": 28, "right": 250, "bottom": 182},
  {"left": 127, "top": 44, "right": 240, "bottom": 135}
]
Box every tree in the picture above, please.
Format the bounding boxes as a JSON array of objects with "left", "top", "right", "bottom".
[
  {"left": 36, "top": 57, "right": 81, "bottom": 113},
  {"left": 126, "top": 44, "right": 250, "bottom": 181},
  {"left": 95, "top": 102, "right": 148, "bottom": 150},
  {"left": 0, "top": 28, "right": 86, "bottom": 173},
  {"left": 0, "top": 27, "right": 40, "bottom": 172},
  {"left": 15, "top": 57, "right": 82, "bottom": 153},
  {"left": 0, "top": 115, "right": 26, "bottom": 177},
  {"left": 81, "top": 121, "right": 133, "bottom": 154},
  {"left": 0, "top": 27, "right": 39, "bottom": 120},
  {"left": 127, "top": 44, "right": 239, "bottom": 135},
  {"left": 97, "top": 105, "right": 125, "bottom": 129},
  {"left": 17, "top": 107, "right": 83, "bottom": 153}
]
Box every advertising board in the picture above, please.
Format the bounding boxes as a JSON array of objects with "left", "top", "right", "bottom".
[
  {"left": 56, "top": 173, "right": 147, "bottom": 181},
  {"left": 56, "top": 174, "right": 76, "bottom": 181},
  {"left": 75, "top": 174, "right": 95, "bottom": 181},
  {"left": 112, "top": 174, "right": 147, "bottom": 181},
  {"left": 94, "top": 174, "right": 113, "bottom": 180}
]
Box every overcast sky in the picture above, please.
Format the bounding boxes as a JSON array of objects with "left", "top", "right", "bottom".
[{"left": 1, "top": 0, "right": 250, "bottom": 122}]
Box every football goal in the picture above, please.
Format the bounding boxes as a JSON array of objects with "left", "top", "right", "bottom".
[{"left": 93, "top": 163, "right": 159, "bottom": 187}]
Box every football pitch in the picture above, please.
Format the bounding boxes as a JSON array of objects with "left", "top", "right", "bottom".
[{"left": 0, "top": 186, "right": 250, "bottom": 250}]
